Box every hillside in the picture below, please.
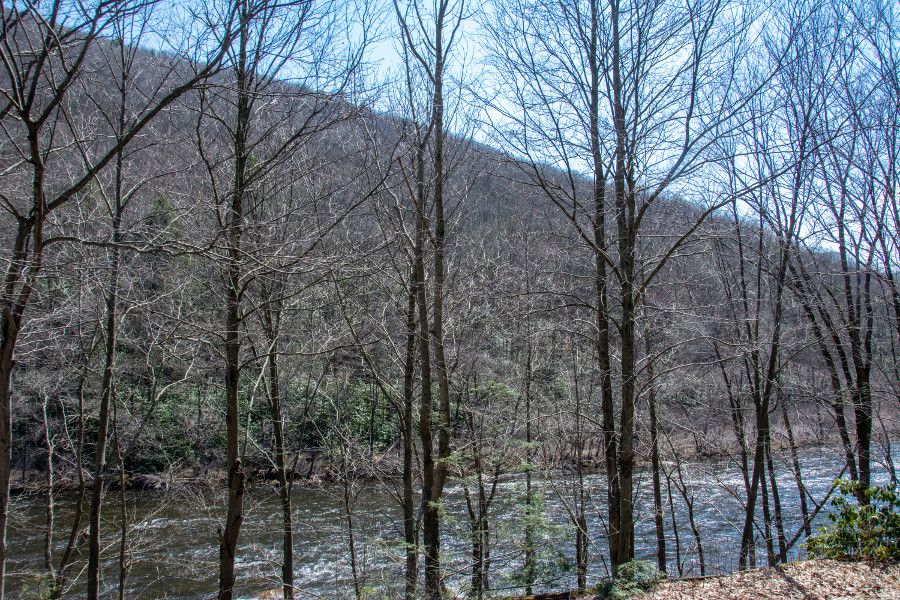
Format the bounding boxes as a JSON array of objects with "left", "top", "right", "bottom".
[{"left": 1, "top": 1, "right": 897, "bottom": 598}]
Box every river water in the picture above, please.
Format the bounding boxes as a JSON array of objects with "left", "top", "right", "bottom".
[{"left": 7, "top": 445, "right": 896, "bottom": 598}]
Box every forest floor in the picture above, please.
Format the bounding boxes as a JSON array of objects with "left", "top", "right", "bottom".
[
  {"left": 502, "top": 559, "right": 899, "bottom": 599},
  {"left": 640, "top": 559, "right": 899, "bottom": 599}
]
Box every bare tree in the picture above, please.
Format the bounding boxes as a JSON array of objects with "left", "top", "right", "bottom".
[
  {"left": 484, "top": 0, "right": 769, "bottom": 571},
  {"left": 394, "top": 0, "right": 468, "bottom": 595},
  {"left": 188, "top": 0, "right": 374, "bottom": 594},
  {"left": 0, "top": 2, "right": 238, "bottom": 594}
]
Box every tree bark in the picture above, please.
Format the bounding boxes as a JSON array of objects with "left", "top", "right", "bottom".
[
  {"left": 263, "top": 307, "right": 294, "bottom": 600},
  {"left": 646, "top": 333, "right": 666, "bottom": 574},
  {"left": 219, "top": 18, "right": 251, "bottom": 599},
  {"left": 412, "top": 133, "right": 440, "bottom": 598},
  {"left": 53, "top": 355, "right": 93, "bottom": 597},
  {"left": 781, "top": 402, "right": 810, "bottom": 539},
  {"left": 523, "top": 334, "right": 535, "bottom": 595},
  {"left": 610, "top": 0, "right": 637, "bottom": 565},
  {"left": 87, "top": 175, "right": 123, "bottom": 600},
  {"left": 764, "top": 419, "right": 786, "bottom": 562},
  {"left": 402, "top": 274, "right": 418, "bottom": 600}
]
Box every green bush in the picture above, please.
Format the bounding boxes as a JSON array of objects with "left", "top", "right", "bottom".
[
  {"left": 806, "top": 480, "right": 900, "bottom": 561},
  {"left": 608, "top": 560, "right": 662, "bottom": 599}
]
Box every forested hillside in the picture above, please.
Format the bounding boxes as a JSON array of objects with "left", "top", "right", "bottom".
[{"left": 0, "top": 0, "right": 897, "bottom": 598}]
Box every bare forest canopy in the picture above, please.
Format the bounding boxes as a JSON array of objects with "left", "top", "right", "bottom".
[{"left": 0, "top": 0, "right": 897, "bottom": 599}]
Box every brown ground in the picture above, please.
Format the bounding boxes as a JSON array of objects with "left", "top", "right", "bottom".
[
  {"left": 641, "top": 559, "right": 900, "bottom": 600},
  {"left": 496, "top": 560, "right": 899, "bottom": 600},
  {"left": 252, "top": 560, "right": 900, "bottom": 599}
]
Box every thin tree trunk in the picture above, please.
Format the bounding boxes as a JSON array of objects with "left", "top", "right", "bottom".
[
  {"left": 413, "top": 137, "right": 439, "bottom": 599},
  {"left": 781, "top": 402, "right": 810, "bottom": 539},
  {"left": 788, "top": 259, "right": 858, "bottom": 482},
  {"left": 571, "top": 342, "right": 589, "bottom": 588},
  {"left": 741, "top": 415, "right": 765, "bottom": 568},
  {"left": 665, "top": 468, "right": 683, "bottom": 577},
  {"left": 114, "top": 406, "right": 128, "bottom": 600},
  {"left": 588, "top": 0, "right": 619, "bottom": 573},
  {"left": 877, "top": 415, "right": 897, "bottom": 486},
  {"left": 739, "top": 257, "right": 790, "bottom": 568},
  {"left": 263, "top": 313, "right": 294, "bottom": 600},
  {"left": 0, "top": 308, "right": 15, "bottom": 600},
  {"left": 0, "top": 133, "right": 49, "bottom": 600},
  {"left": 343, "top": 456, "right": 361, "bottom": 600},
  {"left": 463, "top": 383, "right": 492, "bottom": 600},
  {"left": 576, "top": 512, "right": 588, "bottom": 588},
  {"left": 219, "top": 19, "right": 251, "bottom": 599},
  {"left": 426, "top": 8, "right": 452, "bottom": 596},
  {"left": 672, "top": 456, "right": 704, "bottom": 576},
  {"left": 760, "top": 456, "right": 775, "bottom": 566},
  {"left": 53, "top": 357, "right": 93, "bottom": 598},
  {"left": 483, "top": 515, "right": 491, "bottom": 593},
  {"left": 523, "top": 334, "right": 535, "bottom": 595},
  {"left": 609, "top": 0, "right": 638, "bottom": 565},
  {"left": 41, "top": 397, "right": 54, "bottom": 578},
  {"left": 713, "top": 341, "right": 752, "bottom": 497},
  {"left": 852, "top": 284, "right": 873, "bottom": 501},
  {"left": 402, "top": 276, "right": 418, "bottom": 600},
  {"left": 764, "top": 415, "right": 787, "bottom": 562},
  {"left": 646, "top": 332, "right": 666, "bottom": 574},
  {"left": 87, "top": 220, "right": 122, "bottom": 600},
  {"left": 88, "top": 37, "right": 132, "bottom": 597}
]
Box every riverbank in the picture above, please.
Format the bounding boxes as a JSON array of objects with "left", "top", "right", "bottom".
[
  {"left": 642, "top": 559, "right": 899, "bottom": 599},
  {"left": 12, "top": 414, "right": 892, "bottom": 495},
  {"left": 500, "top": 560, "right": 900, "bottom": 599}
]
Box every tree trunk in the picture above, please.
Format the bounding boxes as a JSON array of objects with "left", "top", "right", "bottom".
[
  {"left": 53, "top": 359, "right": 92, "bottom": 597},
  {"left": 219, "top": 198, "right": 247, "bottom": 600},
  {"left": 789, "top": 259, "right": 858, "bottom": 482},
  {"left": 610, "top": 0, "right": 637, "bottom": 564},
  {"left": 523, "top": 336, "right": 535, "bottom": 595},
  {"left": 413, "top": 136, "right": 440, "bottom": 598},
  {"left": 760, "top": 455, "right": 775, "bottom": 565},
  {"left": 264, "top": 320, "right": 294, "bottom": 600},
  {"left": 665, "top": 468, "right": 683, "bottom": 577},
  {"left": 0, "top": 307, "right": 15, "bottom": 600},
  {"left": 739, "top": 238, "right": 790, "bottom": 569},
  {"left": 219, "top": 19, "right": 251, "bottom": 600},
  {"left": 588, "top": 0, "right": 619, "bottom": 573},
  {"left": 402, "top": 277, "right": 418, "bottom": 600},
  {"left": 114, "top": 408, "right": 128, "bottom": 600},
  {"left": 87, "top": 223, "right": 121, "bottom": 600},
  {"left": 764, "top": 422, "right": 786, "bottom": 562},
  {"left": 673, "top": 459, "right": 703, "bottom": 576},
  {"left": 782, "top": 402, "right": 810, "bottom": 539},
  {"left": 646, "top": 332, "right": 666, "bottom": 574},
  {"left": 0, "top": 162, "right": 44, "bottom": 600},
  {"left": 740, "top": 409, "right": 766, "bottom": 569},
  {"left": 427, "top": 12, "right": 452, "bottom": 599},
  {"left": 343, "top": 456, "right": 361, "bottom": 600},
  {"left": 576, "top": 512, "right": 588, "bottom": 588},
  {"left": 41, "top": 398, "right": 54, "bottom": 578}
]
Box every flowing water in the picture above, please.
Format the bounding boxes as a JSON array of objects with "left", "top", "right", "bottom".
[{"left": 7, "top": 445, "right": 897, "bottom": 599}]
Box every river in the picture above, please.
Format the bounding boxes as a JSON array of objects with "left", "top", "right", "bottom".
[{"left": 7, "top": 445, "right": 896, "bottom": 598}]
